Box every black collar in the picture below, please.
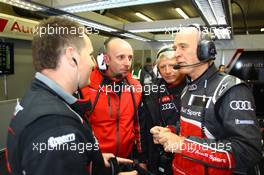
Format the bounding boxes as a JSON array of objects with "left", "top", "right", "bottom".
[{"left": 187, "top": 64, "right": 218, "bottom": 91}]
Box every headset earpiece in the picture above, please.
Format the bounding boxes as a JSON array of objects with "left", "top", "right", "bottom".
[
  {"left": 72, "top": 57, "right": 78, "bottom": 66},
  {"left": 197, "top": 40, "right": 217, "bottom": 61},
  {"left": 95, "top": 37, "right": 117, "bottom": 71},
  {"left": 188, "top": 24, "right": 217, "bottom": 61},
  {"left": 96, "top": 53, "right": 107, "bottom": 70}
]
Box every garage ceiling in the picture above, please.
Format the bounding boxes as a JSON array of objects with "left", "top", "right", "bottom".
[
  {"left": 95, "top": 0, "right": 199, "bottom": 22},
  {"left": 1, "top": 0, "right": 264, "bottom": 40},
  {"left": 90, "top": 0, "right": 264, "bottom": 34},
  {"left": 231, "top": 0, "right": 264, "bottom": 34}
]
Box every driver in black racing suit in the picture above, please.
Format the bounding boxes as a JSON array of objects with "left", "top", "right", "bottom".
[{"left": 151, "top": 25, "right": 262, "bottom": 175}]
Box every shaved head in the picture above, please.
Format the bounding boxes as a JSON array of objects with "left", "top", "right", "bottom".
[
  {"left": 106, "top": 38, "right": 132, "bottom": 54},
  {"left": 104, "top": 37, "right": 133, "bottom": 80},
  {"left": 175, "top": 27, "right": 200, "bottom": 46}
]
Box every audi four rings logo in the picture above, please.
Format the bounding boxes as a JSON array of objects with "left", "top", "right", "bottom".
[
  {"left": 161, "top": 103, "right": 176, "bottom": 111},
  {"left": 230, "top": 100, "right": 253, "bottom": 111}
]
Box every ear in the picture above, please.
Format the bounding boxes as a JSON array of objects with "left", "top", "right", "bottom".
[
  {"left": 104, "top": 54, "right": 110, "bottom": 65},
  {"left": 65, "top": 47, "right": 76, "bottom": 66}
]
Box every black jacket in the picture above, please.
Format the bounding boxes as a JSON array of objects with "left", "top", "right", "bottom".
[
  {"left": 172, "top": 64, "right": 262, "bottom": 175},
  {"left": 6, "top": 73, "right": 105, "bottom": 175},
  {"left": 140, "top": 65, "right": 156, "bottom": 85},
  {"left": 139, "top": 79, "right": 186, "bottom": 174}
]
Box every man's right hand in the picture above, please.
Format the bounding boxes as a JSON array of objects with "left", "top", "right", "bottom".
[
  {"left": 102, "top": 153, "right": 133, "bottom": 167},
  {"left": 150, "top": 126, "right": 170, "bottom": 144}
]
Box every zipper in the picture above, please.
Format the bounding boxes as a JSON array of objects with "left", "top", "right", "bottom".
[
  {"left": 105, "top": 83, "right": 121, "bottom": 156},
  {"left": 107, "top": 95, "right": 112, "bottom": 118},
  {"left": 115, "top": 94, "right": 120, "bottom": 156}
]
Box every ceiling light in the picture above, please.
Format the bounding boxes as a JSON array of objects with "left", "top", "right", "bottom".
[
  {"left": 120, "top": 33, "right": 151, "bottom": 42},
  {"left": 129, "top": 28, "right": 168, "bottom": 33},
  {"left": 128, "top": 26, "right": 181, "bottom": 33},
  {"left": 175, "top": 8, "right": 189, "bottom": 19},
  {"left": 261, "top": 28, "right": 264, "bottom": 32},
  {"left": 157, "top": 39, "right": 174, "bottom": 42},
  {"left": 135, "top": 12, "right": 153, "bottom": 22},
  {"left": 64, "top": 15, "right": 118, "bottom": 32},
  {"left": 0, "top": 0, "right": 45, "bottom": 11},
  {"left": 192, "top": 0, "right": 227, "bottom": 25},
  {"left": 60, "top": 0, "right": 169, "bottom": 13}
]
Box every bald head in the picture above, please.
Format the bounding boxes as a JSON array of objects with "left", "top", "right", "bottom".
[
  {"left": 105, "top": 38, "right": 132, "bottom": 54},
  {"left": 104, "top": 37, "right": 133, "bottom": 80},
  {"left": 175, "top": 27, "right": 200, "bottom": 46}
]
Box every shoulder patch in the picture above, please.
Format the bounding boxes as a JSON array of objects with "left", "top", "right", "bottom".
[
  {"left": 14, "top": 98, "right": 24, "bottom": 116},
  {"left": 48, "top": 133, "right": 76, "bottom": 148},
  {"left": 212, "top": 75, "right": 244, "bottom": 104}
]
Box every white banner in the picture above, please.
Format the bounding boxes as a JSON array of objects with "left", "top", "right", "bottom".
[{"left": 0, "top": 13, "right": 39, "bottom": 40}]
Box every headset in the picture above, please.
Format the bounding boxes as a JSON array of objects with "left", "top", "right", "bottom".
[
  {"left": 97, "top": 52, "right": 107, "bottom": 70},
  {"left": 157, "top": 45, "right": 175, "bottom": 59},
  {"left": 156, "top": 46, "right": 175, "bottom": 60},
  {"left": 96, "top": 37, "right": 121, "bottom": 71},
  {"left": 155, "top": 44, "right": 175, "bottom": 77},
  {"left": 72, "top": 57, "right": 84, "bottom": 98},
  {"left": 192, "top": 24, "right": 217, "bottom": 61},
  {"left": 72, "top": 57, "right": 78, "bottom": 66},
  {"left": 173, "top": 24, "right": 217, "bottom": 70}
]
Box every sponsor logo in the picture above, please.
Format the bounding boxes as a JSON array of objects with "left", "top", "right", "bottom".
[
  {"left": 161, "top": 95, "right": 171, "bottom": 103},
  {"left": 11, "top": 21, "right": 34, "bottom": 34},
  {"left": 188, "top": 84, "right": 197, "bottom": 91},
  {"left": 235, "top": 119, "right": 254, "bottom": 125},
  {"left": 14, "top": 98, "right": 24, "bottom": 116},
  {"left": 160, "top": 95, "right": 175, "bottom": 103},
  {"left": 230, "top": 100, "right": 253, "bottom": 111},
  {"left": 218, "top": 82, "right": 228, "bottom": 96},
  {"left": 0, "top": 18, "right": 8, "bottom": 32},
  {"left": 161, "top": 102, "right": 176, "bottom": 111},
  {"left": 48, "top": 133, "right": 75, "bottom": 148},
  {"left": 181, "top": 107, "right": 201, "bottom": 117}
]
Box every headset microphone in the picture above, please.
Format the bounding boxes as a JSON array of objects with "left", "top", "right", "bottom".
[
  {"left": 110, "top": 73, "right": 123, "bottom": 80},
  {"left": 173, "top": 58, "right": 212, "bottom": 70},
  {"left": 114, "top": 73, "right": 123, "bottom": 79},
  {"left": 173, "top": 64, "right": 182, "bottom": 70}
]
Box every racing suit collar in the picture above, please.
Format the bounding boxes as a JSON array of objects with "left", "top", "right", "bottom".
[
  {"left": 187, "top": 64, "right": 218, "bottom": 91},
  {"left": 35, "top": 72, "right": 77, "bottom": 104},
  {"left": 35, "top": 72, "right": 92, "bottom": 118}
]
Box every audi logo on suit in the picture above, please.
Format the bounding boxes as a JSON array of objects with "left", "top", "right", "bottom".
[{"left": 229, "top": 100, "right": 254, "bottom": 111}]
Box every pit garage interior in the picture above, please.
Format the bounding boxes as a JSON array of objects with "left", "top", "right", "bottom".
[{"left": 0, "top": 0, "right": 263, "bottom": 174}]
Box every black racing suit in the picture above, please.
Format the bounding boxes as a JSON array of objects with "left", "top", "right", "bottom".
[
  {"left": 6, "top": 72, "right": 105, "bottom": 175},
  {"left": 139, "top": 79, "right": 186, "bottom": 174},
  {"left": 172, "top": 64, "right": 262, "bottom": 175}
]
